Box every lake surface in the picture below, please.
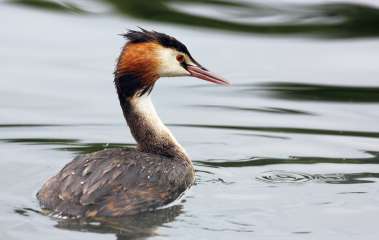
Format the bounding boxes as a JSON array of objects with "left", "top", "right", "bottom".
[{"left": 1, "top": 0, "right": 379, "bottom": 239}]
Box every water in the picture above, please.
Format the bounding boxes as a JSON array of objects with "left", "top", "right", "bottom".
[{"left": 1, "top": 0, "right": 379, "bottom": 239}]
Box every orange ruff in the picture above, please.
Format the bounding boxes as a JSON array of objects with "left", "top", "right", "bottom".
[{"left": 116, "top": 42, "right": 160, "bottom": 86}]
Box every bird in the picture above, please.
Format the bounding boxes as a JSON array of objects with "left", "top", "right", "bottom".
[{"left": 37, "top": 29, "right": 229, "bottom": 218}]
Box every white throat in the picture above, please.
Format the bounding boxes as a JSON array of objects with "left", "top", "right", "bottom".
[{"left": 126, "top": 95, "right": 188, "bottom": 159}]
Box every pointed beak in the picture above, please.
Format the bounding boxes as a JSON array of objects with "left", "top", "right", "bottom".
[{"left": 187, "top": 65, "right": 230, "bottom": 86}]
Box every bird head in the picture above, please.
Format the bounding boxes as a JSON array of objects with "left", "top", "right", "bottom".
[{"left": 115, "top": 29, "right": 229, "bottom": 97}]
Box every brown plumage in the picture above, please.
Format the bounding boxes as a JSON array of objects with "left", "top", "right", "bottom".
[
  {"left": 37, "top": 148, "right": 193, "bottom": 217},
  {"left": 37, "top": 29, "right": 228, "bottom": 218}
]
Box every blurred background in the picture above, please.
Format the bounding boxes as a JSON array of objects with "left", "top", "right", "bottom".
[{"left": 1, "top": 0, "right": 379, "bottom": 239}]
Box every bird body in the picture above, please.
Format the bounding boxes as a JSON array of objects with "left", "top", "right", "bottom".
[
  {"left": 37, "top": 29, "right": 228, "bottom": 218},
  {"left": 38, "top": 148, "right": 193, "bottom": 217}
]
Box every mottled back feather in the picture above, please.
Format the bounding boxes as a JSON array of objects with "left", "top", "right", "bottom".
[{"left": 37, "top": 148, "right": 194, "bottom": 218}]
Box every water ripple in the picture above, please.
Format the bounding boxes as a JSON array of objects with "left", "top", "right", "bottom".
[
  {"left": 240, "top": 82, "right": 379, "bottom": 103},
  {"left": 257, "top": 171, "right": 314, "bottom": 183},
  {"left": 0, "top": 137, "right": 135, "bottom": 154},
  {"left": 256, "top": 171, "right": 379, "bottom": 184},
  {"left": 8, "top": 0, "right": 379, "bottom": 38},
  {"left": 172, "top": 123, "right": 379, "bottom": 139},
  {"left": 192, "top": 104, "right": 314, "bottom": 115},
  {"left": 196, "top": 152, "right": 379, "bottom": 167}
]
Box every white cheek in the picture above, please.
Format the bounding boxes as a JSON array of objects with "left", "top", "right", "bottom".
[{"left": 156, "top": 48, "right": 189, "bottom": 77}]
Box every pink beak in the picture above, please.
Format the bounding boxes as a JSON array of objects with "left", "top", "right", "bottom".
[{"left": 187, "top": 65, "right": 230, "bottom": 86}]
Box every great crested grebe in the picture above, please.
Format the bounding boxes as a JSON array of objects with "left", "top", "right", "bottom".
[{"left": 37, "top": 29, "right": 229, "bottom": 218}]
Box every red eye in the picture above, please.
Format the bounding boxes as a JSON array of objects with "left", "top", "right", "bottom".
[{"left": 176, "top": 55, "right": 185, "bottom": 63}]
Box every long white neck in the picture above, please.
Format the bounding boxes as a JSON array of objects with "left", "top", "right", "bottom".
[{"left": 122, "top": 95, "right": 189, "bottom": 161}]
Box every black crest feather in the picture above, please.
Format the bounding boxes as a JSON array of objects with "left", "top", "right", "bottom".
[{"left": 122, "top": 28, "right": 191, "bottom": 56}]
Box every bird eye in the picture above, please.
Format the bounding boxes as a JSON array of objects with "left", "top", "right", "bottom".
[{"left": 176, "top": 55, "right": 185, "bottom": 63}]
